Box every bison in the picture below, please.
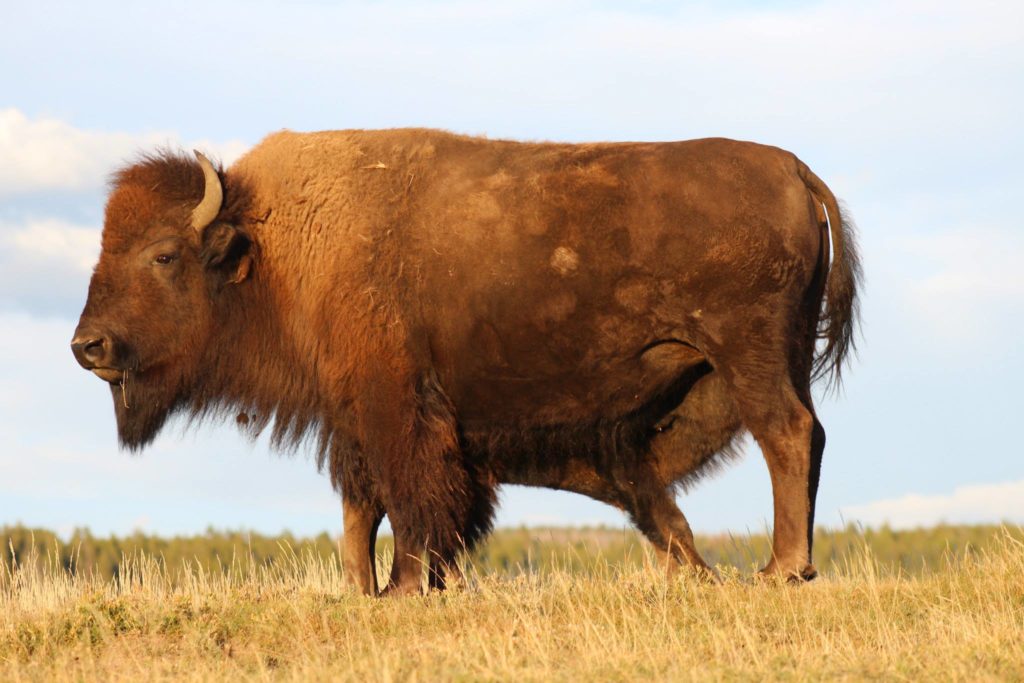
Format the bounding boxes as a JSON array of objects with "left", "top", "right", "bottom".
[{"left": 71, "top": 129, "right": 859, "bottom": 594}]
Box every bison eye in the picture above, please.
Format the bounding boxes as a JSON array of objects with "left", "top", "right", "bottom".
[{"left": 153, "top": 253, "right": 178, "bottom": 265}]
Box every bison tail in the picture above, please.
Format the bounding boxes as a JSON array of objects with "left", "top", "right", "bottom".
[{"left": 799, "top": 163, "right": 863, "bottom": 390}]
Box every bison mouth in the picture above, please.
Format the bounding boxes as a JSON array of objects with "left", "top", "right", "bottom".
[{"left": 92, "top": 367, "right": 125, "bottom": 383}]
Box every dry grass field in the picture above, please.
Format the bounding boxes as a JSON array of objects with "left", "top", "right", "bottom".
[{"left": 3, "top": 528, "right": 1023, "bottom": 682}]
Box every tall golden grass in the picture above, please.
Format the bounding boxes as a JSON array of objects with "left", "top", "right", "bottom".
[{"left": 3, "top": 528, "right": 1023, "bottom": 681}]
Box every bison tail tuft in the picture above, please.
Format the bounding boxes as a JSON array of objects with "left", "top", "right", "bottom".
[{"left": 813, "top": 199, "right": 863, "bottom": 390}]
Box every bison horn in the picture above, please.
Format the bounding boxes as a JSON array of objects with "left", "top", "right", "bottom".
[{"left": 191, "top": 150, "right": 223, "bottom": 232}]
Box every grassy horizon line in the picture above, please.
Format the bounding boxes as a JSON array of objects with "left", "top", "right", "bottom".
[{"left": 5, "top": 522, "right": 1022, "bottom": 582}]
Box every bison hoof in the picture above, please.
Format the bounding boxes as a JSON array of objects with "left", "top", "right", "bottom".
[
  {"left": 688, "top": 564, "right": 723, "bottom": 585},
  {"left": 379, "top": 582, "right": 424, "bottom": 598},
  {"left": 757, "top": 562, "right": 818, "bottom": 584}
]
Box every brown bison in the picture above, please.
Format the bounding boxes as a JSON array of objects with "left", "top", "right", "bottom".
[{"left": 71, "top": 129, "right": 859, "bottom": 594}]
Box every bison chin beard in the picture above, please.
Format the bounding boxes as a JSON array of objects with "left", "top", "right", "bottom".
[{"left": 110, "top": 370, "right": 186, "bottom": 451}]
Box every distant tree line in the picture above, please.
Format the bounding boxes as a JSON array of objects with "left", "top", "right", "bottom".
[{"left": 4, "top": 523, "right": 1021, "bottom": 583}]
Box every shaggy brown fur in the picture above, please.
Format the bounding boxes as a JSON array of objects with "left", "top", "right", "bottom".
[{"left": 72, "top": 129, "right": 860, "bottom": 594}]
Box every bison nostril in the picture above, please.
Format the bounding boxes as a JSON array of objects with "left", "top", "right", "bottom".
[
  {"left": 83, "top": 338, "right": 106, "bottom": 362},
  {"left": 71, "top": 335, "right": 110, "bottom": 369}
]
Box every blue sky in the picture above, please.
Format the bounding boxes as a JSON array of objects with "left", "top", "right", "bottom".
[{"left": 1, "top": 0, "right": 1022, "bottom": 539}]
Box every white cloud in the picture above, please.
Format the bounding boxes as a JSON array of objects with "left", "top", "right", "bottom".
[
  {"left": 0, "top": 110, "right": 251, "bottom": 314},
  {"left": 893, "top": 227, "right": 1024, "bottom": 343},
  {"left": 0, "top": 108, "right": 250, "bottom": 196},
  {"left": 0, "top": 218, "right": 101, "bottom": 316},
  {"left": 3, "top": 217, "right": 100, "bottom": 272},
  {"left": 841, "top": 480, "right": 1024, "bottom": 529}
]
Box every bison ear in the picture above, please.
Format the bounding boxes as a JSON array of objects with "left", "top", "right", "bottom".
[{"left": 201, "top": 223, "right": 253, "bottom": 284}]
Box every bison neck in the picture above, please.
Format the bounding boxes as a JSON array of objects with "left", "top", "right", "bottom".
[{"left": 196, "top": 274, "right": 340, "bottom": 451}]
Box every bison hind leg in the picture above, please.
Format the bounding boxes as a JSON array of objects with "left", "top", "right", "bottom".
[{"left": 723, "top": 368, "right": 820, "bottom": 582}]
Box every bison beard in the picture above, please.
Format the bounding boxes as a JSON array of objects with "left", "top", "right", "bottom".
[
  {"left": 110, "top": 372, "right": 183, "bottom": 450},
  {"left": 73, "top": 129, "right": 860, "bottom": 595}
]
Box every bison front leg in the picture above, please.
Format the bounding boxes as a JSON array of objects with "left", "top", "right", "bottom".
[
  {"left": 341, "top": 496, "right": 385, "bottom": 596},
  {"left": 359, "top": 370, "right": 482, "bottom": 596},
  {"left": 616, "top": 465, "right": 717, "bottom": 581}
]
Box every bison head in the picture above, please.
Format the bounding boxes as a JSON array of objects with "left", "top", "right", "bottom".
[{"left": 71, "top": 151, "right": 253, "bottom": 449}]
